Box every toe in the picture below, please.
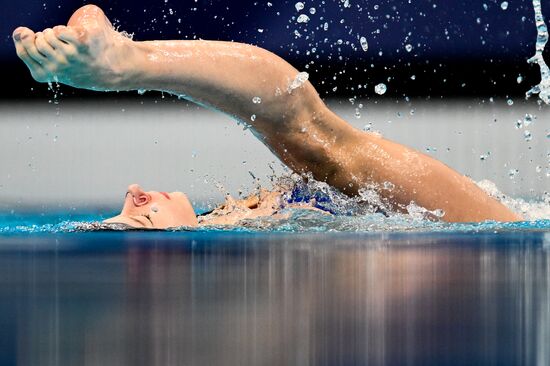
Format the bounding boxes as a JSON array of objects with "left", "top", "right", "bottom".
[
  {"left": 35, "top": 32, "right": 56, "bottom": 59},
  {"left": 43, "top": 28, "right": 64, "bottom": 49},
  {"left": 19, "top": 29, "right": 47, "bottom": 64},
  {"left": 12, "top": 26, "right": 28, "bottom": 41},
  {"left": 14, "top": 37, "right": 39, "bottom": 67},
  {"left": 13, "top": 34, "right": 46, "bottom": 81},
  {"left": 54, "top": 25, "right": 86, "bottom": 49}
]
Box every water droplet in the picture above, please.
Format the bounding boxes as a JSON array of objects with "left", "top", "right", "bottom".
[
  {"left": 500, "top": 1, "right": 508, "bottom": 10},
  {"left": 287, "top": 71, "right": 309, "bottom": 93},
  {"left": 323, "top": 22, "right": 329, "bottom": 31},
  {"left": 309, "top": 7, "right": 316, "bottom": 14},
  {"left": 405, "top": 44, "right": 413, "bottom": 52},
  {"left": 355, "top": 109, "right": 361, "bottom": 118},
  {"left": 523, "top": 113, "right": 534, "bottom": 126},
  {"left": 517, "top": 75, "right": 523, "bottom": 83},
  {"left": 524, "top": 130, "right": 532, "bottom": 141},
  {"left": 536, "top": 165, "right": 542, "bottom": 173},
  {"left": 137, "top": 89, "right": 146, "bottom": 95},
  {"left": 295, "top": 2, "right": 304, "bottom": 11},
  {"left": 374, "top": 83, "right": 387, "bottom": 95},
  {"left": 252, "top": 96, "right": 262, "bottom": 104},
  {"left": 297, "top": 14, "right": 310, "bottom": 23},
  {"left": 507, "top": 98, "right": 514, "bottom": 106},
  {"left": 359, "top": 36, "right": 369, "bottom": 52},
  {"left": 508, "top": 168, "right": 519, "bottom": 179},
  {"left": 480, "top": 152, "right": 490, "bottom": 161}
]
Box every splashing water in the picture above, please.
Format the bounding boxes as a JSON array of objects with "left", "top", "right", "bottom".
[
  {"left": 526, "top": 0, "right": 550, "bottom": 104},
  {"left": 1, "top": 174, "right": 548, "bottom": 234},
  {"left": 287, "top": 72, "right": 309, "bottom": 93}
]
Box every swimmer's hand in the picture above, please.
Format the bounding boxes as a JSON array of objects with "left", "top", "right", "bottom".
[{"left": 12, "top": 5, "right": 134, "bottom": 91}]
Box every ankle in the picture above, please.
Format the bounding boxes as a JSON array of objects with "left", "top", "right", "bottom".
[{"left": 111, "top": 38, "right": 156, "bottom": 91}]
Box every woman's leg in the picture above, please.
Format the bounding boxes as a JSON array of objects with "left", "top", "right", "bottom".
[{"left": 12, "top": 4, "right": 521, "bottom": 222}]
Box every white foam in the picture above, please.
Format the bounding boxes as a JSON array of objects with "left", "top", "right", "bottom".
[{"left": 476, "top": 179, "right": 550, "bottom": 220}]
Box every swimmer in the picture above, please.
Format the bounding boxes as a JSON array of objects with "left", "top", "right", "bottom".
[
  {"left": 102, "top": 183, "right": 324, "bottom": 229},
  {"left": 12, "top": 4, "right": 522, "bottom": 227}
]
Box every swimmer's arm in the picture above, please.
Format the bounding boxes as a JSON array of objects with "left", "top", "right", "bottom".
[{"left": 123, "top": 40, "right": 324, "bottom": 136}]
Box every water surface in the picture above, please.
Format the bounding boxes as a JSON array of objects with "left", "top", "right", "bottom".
[{"left": 1, "top": 229, "right": 549, "bottom": 366}]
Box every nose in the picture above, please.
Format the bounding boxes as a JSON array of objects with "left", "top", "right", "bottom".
[{"left": 127, "top": 184, "right": 150, "bottom": 206}]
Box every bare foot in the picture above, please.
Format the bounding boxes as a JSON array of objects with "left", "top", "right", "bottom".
[{"left": 12, "top": 4, "right": 135, "bottom": 91}]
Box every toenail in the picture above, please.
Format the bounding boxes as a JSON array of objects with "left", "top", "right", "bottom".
[{"left": 13, "top": 33, "right": 21, "bottom": 41}]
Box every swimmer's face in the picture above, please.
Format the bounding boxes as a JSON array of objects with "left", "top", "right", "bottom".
[{"left": 103, "top": 184, "right": 198, "bottom": 229}]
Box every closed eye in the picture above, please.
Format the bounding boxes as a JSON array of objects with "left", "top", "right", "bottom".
[{"left": 141, "top": 213, "right": 154, "bottom": 226}]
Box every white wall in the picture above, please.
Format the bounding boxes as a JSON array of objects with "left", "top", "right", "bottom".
[{"left": 0, "top": 98, "right": 548, "bottom": 211}]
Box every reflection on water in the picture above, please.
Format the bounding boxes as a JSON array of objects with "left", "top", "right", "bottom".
[{"left": 0, "top": 232, "right": 549, "bottom": 366}]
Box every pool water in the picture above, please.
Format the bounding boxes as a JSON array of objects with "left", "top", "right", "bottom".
[{"left": 1, "top": 215, "right": 549, "bottom": 366}]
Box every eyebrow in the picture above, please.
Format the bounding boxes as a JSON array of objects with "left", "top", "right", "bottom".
[{"left": 160, "top": 192, "right": 170, "bottom": 200}]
